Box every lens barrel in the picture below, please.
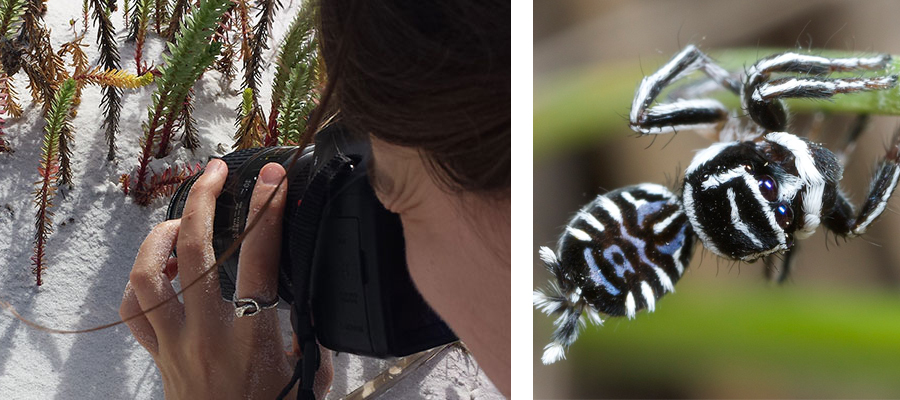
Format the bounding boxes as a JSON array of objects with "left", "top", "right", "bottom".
[{"left": 166, "top": 145, "right": 315, "bottom": 302}]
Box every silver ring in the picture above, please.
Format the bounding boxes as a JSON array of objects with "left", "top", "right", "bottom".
[{"left": 233, "top": 294, "right": 279, "bottom": 317}]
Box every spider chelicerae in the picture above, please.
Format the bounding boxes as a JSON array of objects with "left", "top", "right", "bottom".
[{"left": 534, "top": 45, "right": 900, "bottom": 364}]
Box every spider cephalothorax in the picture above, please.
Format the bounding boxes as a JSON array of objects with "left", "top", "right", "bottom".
[
  {"left": 535, "top": 45, "right": 900, "bottom": 364},
  {"left": 683, "top": 132, "right": 843, "bottom": 261}
]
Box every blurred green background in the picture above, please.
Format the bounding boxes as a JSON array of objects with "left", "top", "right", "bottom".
[{"left": 533, "top": 0, "right": 900, "bottom": 398}]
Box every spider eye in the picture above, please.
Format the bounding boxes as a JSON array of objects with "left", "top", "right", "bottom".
[
  {"left": 757, "top": 175, "right": 778, "bottom": 202},
  {"left": 774, "top": 203, "right": 793, "bottom": 230}
]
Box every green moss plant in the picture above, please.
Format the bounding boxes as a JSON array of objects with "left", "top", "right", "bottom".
[
  {"left": 234, "top": 87, "right": 265, "bottom": 149},
  {"left": 0, "top": 0, "right": 25, "bottom": 38},
  {"left": 128, "top": 0, "right": 230, "bottom": 205},
  {"left": 267, "top": 1, "right": 317, "bottom": 145},
  {"left": 31, "top": 78, "right": 76, "bottom": 286}
]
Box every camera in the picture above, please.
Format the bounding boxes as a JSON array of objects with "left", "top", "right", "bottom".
[{"left": 165, "top": 123, "right": 456, "bottom": 358}]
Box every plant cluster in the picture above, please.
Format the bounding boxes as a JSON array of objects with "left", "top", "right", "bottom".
[
  {"left": 1, "top": 0, "right": 321, "bottom": 285},
  {"left": 0, "top": 0, "right": 151, "bottom": 285},
  {"left": 126, "top": 0, "right": 232, "bottom": 205},
  {"left": 122, "top": 0, "right": 320, "bottom": 205},
  {"left": 267, "top": 2, "right": 319, "bottom": 146}
]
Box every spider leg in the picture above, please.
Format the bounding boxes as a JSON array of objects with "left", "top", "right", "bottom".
[
  {"left": 742, "top": 52, "right": 897, "bottom": 132},
  {"left": 762, "top": 254, "right": 777, "bottom": 280},
  {"left": 776, "top": 247, "right": 797, "bottom": 283},
  {"left": 762, "top": 245, "right": 796, "bottom": 283},
  {"left": 823, "top": 127, "right": 900, "bottom": 237},
  {"left": 776, "top": 246, "right": 797, "bottom": 283},
  {"left": 836, "top": 114, "right": 871, "bottom": 165},
  {"left": 630, "top": 45, "right": 740, "bottom": 136},
  {"left": 749, "top": 52, "right": 892, "bottom": 78}
]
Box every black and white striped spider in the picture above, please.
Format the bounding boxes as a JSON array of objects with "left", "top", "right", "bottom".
[{"left": 534, "top": 45, "right": 900, "bottom": 364}]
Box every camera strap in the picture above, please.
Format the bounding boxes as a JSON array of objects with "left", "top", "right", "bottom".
[{"left": 276, "top": 154, "right": 354, "bottom": 400}]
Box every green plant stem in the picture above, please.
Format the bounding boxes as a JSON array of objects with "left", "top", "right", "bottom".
[{"left": 535, "top": 48, "right": 900, "bottom": 161}]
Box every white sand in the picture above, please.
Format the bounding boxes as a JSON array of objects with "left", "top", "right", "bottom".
[{"left": 0, "top": 1, "right": 502, "bottom": 398}]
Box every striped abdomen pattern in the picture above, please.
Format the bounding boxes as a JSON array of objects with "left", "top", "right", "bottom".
[{"left": 556, "top": 184, "right": 695, "bottom": 318}]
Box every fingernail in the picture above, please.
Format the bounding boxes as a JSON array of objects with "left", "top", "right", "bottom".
[
  {"left": 206, "top": 159, "right": 224, "bottom": 175},
  {"left": 260, "top": 163, "right": 282, "bottom": 185}
]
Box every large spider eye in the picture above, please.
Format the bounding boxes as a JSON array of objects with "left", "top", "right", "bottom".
[
  {"left": 757, "top": 175, "right": 778, "bottom": 202},
  {"left": 774, "top": 203, "right": 793, "bottom": 230}
]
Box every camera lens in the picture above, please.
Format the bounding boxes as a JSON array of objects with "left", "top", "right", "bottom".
[{"left": 166, "top": 145, "right": 315, "bottom": 303}]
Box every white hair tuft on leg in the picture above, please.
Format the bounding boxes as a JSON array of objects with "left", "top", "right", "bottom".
[
  {"left": 586, "top": 307, "right": 604, "bottom": 326},
  {"left": 542, "top": 342, "right": 567, "bottom": 365},
  {"left": 535, "top": 247, "right": 599, "bottom": 364},
  {"left": 533, "top": 288, "right": 566, "bottom": 316},
  {"left": 538, "top": 246, "right": 559, "bottom": 268}
]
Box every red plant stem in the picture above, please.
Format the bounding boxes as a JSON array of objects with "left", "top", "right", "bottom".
[
  {"left": 265, "top": 108, "right": 279, "bottom": 146},
  {"left": 135, "top": 26, "right": 146, "bottom": 75},
  {"left": 154, "top": 113, "right": 178, "bottom": 158},
  {"left": 33, "top": 162, "right": 57, "bottom": 286},
  {"left": 150, "top": 163, "right": 201, "bottom": 188},
  {"left": 155, "top": 89, "right": 195, "bottom": 157},
  {"left": 32, "top": 234, "right": 45, "bottom": 285},
  {"left": 133, "top": 95, "right": 167, "bottom": 204}
]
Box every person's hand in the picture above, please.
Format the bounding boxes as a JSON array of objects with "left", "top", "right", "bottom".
[{"left": 119, "top": 159, "right": 330, "bottom": 399}]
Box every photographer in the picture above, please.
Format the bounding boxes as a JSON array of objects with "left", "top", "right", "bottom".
[{"left": 119, "top": 0, "right": 510, "bottom": 398}]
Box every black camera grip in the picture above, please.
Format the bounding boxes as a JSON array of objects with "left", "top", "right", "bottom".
[{"left": 283, "top": 154, "right": 353, "bottom": 400}]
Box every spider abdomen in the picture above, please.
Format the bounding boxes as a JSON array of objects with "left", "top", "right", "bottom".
[{"left": 555, "top": 184, "right": 695, "bottom": 318}]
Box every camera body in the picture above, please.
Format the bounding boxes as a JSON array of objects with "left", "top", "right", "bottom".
[
  {"left": 167, "top": 124, "right": 456, "bottom": 358},
  {"left": 307, "top": 157, "right": 456, "bottom": 356}
]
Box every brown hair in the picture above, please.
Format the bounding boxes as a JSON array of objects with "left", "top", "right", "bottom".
[{"left": 317, "top": 0, "right": 510, "bottom": 195}]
